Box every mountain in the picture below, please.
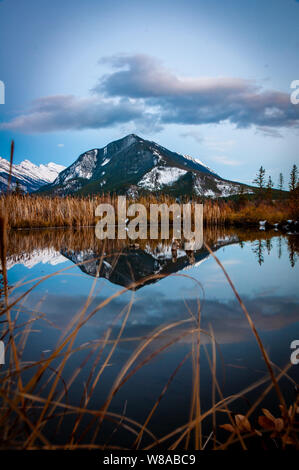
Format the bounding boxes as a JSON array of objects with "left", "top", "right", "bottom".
[
  {"left": 38, "top": 134, "right": 252, "bottom": 197},
  {"left": 0, "top": 157, "right": 65, "bottom": 193}
]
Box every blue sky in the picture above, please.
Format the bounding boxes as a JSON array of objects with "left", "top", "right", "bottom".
[{"left": 0, "top": 0, "right": 298, "bottom": 186}]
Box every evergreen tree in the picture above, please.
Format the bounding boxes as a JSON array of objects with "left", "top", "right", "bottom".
[
  {"left": 289, "top": 164, "right": 298, "bottom": 192},
  {"left": 266, "top": 175, "right": 274, "bottom": 200},
  {"left": 267, "top": 175, "right": 274, "bottom": 189},
  {"left": 253, "top": 166, "right": 266, "bottom": 189},
  {"left": 253, "top": 166, "right": 266, "bottom": 200},
  {"left": 278, "top": 173, "right": 284, "bottom": 191}
]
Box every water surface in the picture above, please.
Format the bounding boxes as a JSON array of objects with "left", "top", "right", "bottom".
[{"left": 4, "top": 226, "right": 299, "bottom": 447}]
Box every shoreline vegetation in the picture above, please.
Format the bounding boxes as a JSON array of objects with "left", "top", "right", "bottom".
[{"left": 1, "top": 190, "right": 298, "bottom": 230}]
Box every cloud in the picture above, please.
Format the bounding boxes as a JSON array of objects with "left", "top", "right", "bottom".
[
  {"left": 210, "top": 155, "right": 241, "bottom": 166},
  {"left": 255, "top": 126, "right": 283, "bottom": 138},
  {"left": 204, "top": 138, "right": 236, "bottom": 152},
  {"left": 1, "top": 54, "right": 299, "bottom": 133},
  {"left": 96, "top": 54, "right": 258, "bottom": 101},
  {"left": 98, "top": 54, "right": 299, "bottom": 129},
  {"left": 0, "top": 94, "right": 152, "bottom": 133},
  {"left": 57, "top": 143, "right": 64, "bottom": 147},
  {"left": 181, "top": 130, "right": 236, "bottom": 153},
  {"left": 180, "top": 130, "right": 204, "bottom": 144}
]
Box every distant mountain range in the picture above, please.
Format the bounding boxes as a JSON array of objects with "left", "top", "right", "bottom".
[
  {"left": 0, "top": 157, "right": 65, "bottom": 193},
  {"left": 39, "top": 134, "right": 253, "bottom": 198}
]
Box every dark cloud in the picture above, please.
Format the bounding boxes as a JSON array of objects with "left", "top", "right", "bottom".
[
  {"left": 96, "top": 54, "right": 255, "bottom": 99},
  {"left": 1, "top": 54, "right": 298, "bottom": 133},
  {"left": 98, "top": 54, "right": 299, "bottom": 129}
]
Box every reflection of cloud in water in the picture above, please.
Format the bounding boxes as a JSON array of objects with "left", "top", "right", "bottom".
[
  {"left": 21, "top": 291, "right": 299, "bottom": 347},
  {"left": 220, "top": 259, "right": 241, "bottom": 266}
]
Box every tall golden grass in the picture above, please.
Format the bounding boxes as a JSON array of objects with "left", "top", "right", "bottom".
[{"left": 0, "top": 193, "right": 295, "bottom": 229}]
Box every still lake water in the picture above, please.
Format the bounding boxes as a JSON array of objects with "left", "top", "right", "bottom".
[{"left": 5, "top": 227, "right": 299, "bottom": 447}]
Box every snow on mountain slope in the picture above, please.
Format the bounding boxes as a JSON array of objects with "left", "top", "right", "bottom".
[
  {"left": 40, "top": 134, "right": 253, "bottom": 198},
  {"left": 182, "top": 154, "right": 214, "bottom": 174},
  {"left": 0, "top": 157, "right": 65, "bottom": 192},
  {"left": 53, "top": 149, "right": 98, "bottom": 185},
  {"left": 138, "top": 166, "right": 187, "bottom": 190}
]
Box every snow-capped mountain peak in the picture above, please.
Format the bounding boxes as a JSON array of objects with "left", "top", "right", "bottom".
[
  {"left": 0, "top": 157, "right": 65, "bottom": 193},
  {"left": 183, "top": 154, "right": 215, "bottom": 174},
  {"left": 38, "top": 134, "right": 252, "bottom": 198}
]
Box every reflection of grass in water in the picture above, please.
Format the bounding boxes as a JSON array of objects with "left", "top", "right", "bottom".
[
  {"left": 4, "top": 224, "right": 291, "bottom": 258},
  {"left": 0, "top": 215, "right": 298, "bottom": 450}
]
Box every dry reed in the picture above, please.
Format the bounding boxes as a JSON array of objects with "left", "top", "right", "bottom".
[{"left": 0, "top": 193, "right": 294, "bottom": 230}]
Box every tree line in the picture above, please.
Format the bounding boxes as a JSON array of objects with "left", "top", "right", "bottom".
[{"left": 253, "top": 164, "right": 298, "bottom": 193}]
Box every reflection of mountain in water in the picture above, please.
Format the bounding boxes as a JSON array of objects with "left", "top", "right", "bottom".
[
  {"left": 5, "top": 227, "right": 298, "bottom": 289},
  {"left": 60, "top": 237, "right": 237, "bottom": 289}
]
